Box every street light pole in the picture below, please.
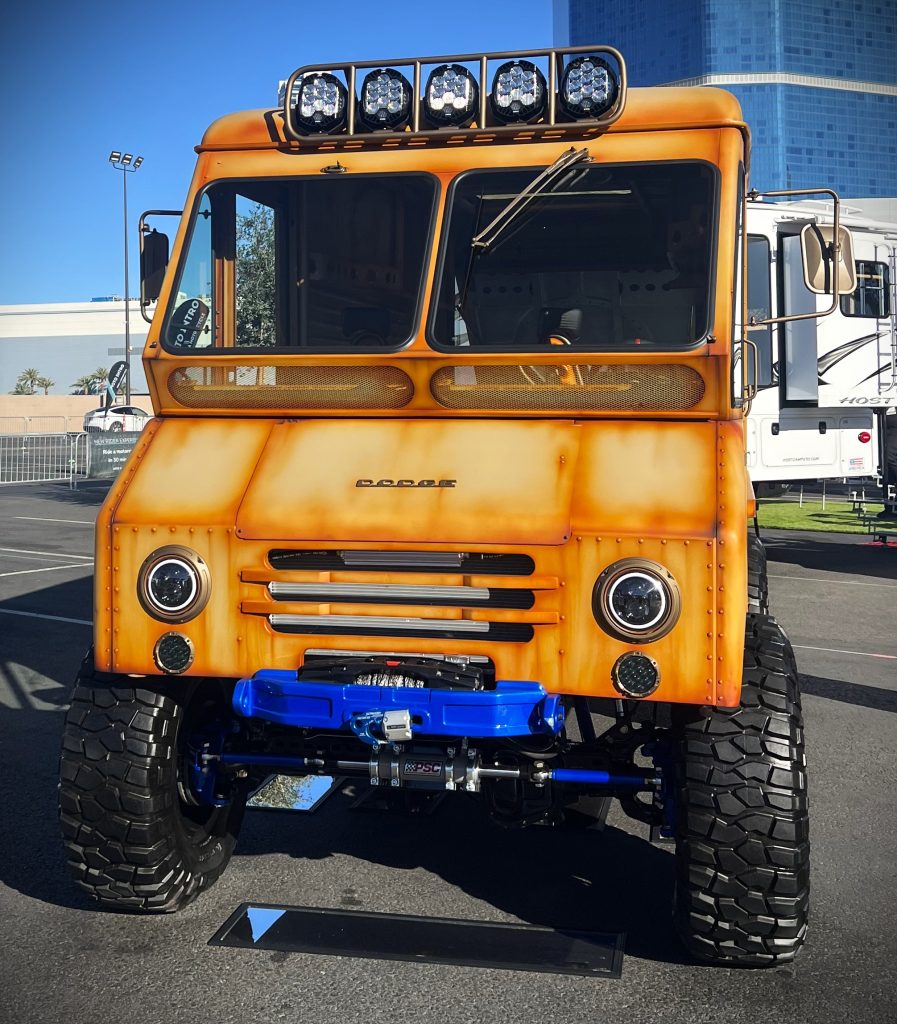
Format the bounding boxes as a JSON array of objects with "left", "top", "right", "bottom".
[{"left": 108, "top": 151, "right": 143, "bottom": 403}]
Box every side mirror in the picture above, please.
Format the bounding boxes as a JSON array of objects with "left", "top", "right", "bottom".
[
  {"left": 140, "top": 228, "right": 169, "bottom": 303},
  {"left": 800, "top": 223, "right": 857, "bottom": 295},
  {"left": 138, "top": 209, "right": 181, "bottom": 323}
]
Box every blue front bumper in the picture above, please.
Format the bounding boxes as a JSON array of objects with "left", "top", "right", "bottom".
[{"left": 233, "top": 671, "right": 565, "bottom": 739}]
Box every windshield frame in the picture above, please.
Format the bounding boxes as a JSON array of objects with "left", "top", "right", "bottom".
[
  {"left": 159, "top": 171, "right": 441, "bottom": 356},
  {"left": 426, "top": 158, "right": 721, "bottom": 354}
]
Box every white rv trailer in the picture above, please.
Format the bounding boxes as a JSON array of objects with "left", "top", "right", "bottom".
[{"left": 744, "top": 199, "right": 897, "bottom": 493}]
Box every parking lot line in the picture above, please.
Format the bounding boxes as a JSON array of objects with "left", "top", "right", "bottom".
[
  {"left": 0, "top": 563, "right": 94, "bottom": 579},
  {"left": 0, "top": 546, "right": 93, "bottom": 561},
  {"left": 0, "top": 607, "right": 91, "bottom": 626},
  {"left": 769, "top": 574, "right": 897, "bottom": 589},
  {"left": 13, "top": 516, "right": 93, "bottom": 526},
  {"left": 793, "top": 643, "right": 897, "bottom": 661}
]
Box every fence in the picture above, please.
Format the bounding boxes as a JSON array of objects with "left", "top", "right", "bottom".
[
  {"left": 0, "top": 415, "right": 85, "bottom": 435},
  {"left": 0, "top": 431, "right": 140, "bottom": 486}
]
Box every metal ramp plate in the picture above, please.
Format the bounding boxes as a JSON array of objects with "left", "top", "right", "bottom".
[{"left": 210, "top": 903, "right": 624, "bottom": 978}]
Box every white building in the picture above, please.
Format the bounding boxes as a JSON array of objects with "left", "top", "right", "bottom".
[{"left": 0, "top": 299, "right": 151, "bottom": 395}]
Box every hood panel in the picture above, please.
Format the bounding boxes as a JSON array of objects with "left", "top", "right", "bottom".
[{"left": 235, "top": 419, "right": 580, "bottom": 544}]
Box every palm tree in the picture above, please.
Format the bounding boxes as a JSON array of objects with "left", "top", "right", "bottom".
[
  {"left": 14, "top": 368, "right": 41, "bottom": 394},
  {"left": 90, "top": 367, "right": 109, "bottom": 394},
  {"left": 35, "top": 376, "right": 54, "bottom": 395},
  {"left": 71, "top": 375, "right": 95, "bottom": 395}
]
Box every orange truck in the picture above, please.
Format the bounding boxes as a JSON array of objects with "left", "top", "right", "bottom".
[{"left": 60, "top": 46, "right": 852, "bottom": 964}]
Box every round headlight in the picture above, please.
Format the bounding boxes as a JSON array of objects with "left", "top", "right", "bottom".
[
  {"left": 138, "top": 546, "right": 211, "bottom": 623},
  {"left": 490, "top": 59, "right": 547, "bottom": 124},
  {"left": 293, "top": 72, "right": 348, "bottom": 134},
  {"left": 148, "top": 559, "right": 197, "bottom": 612},
  {"left": 559, "top": 55, "right": 619, "bottom": 120},
  {"left": 592, "top": 559, "right": 680, "bottom": 643},
  {"left": 424, "top": 63, "right": 478, "bottom": 128},
  {"left": 359, "top": 68, "right": 412, "bottom": 131}
]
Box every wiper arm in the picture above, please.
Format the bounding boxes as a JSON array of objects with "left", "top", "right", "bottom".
[
  {"left": 455, "top": 147, "right": 590, "bottom": 329},
  {"left": 470, "top": 146, "right": 591, "bottom": 253}
]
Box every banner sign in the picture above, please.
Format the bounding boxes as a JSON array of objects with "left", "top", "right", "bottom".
[
  {"left": 105, "top": 360, "right": 129, "bottom": 408},
  {"left": 87, "top": 432, "right": 140, "bottom": 479}
]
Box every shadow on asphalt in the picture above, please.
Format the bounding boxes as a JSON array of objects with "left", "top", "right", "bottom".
[
  {"left": 2, "top": 481, "right": 111, "bottom": 508},
  {"left": 0, "top": 615, "right": 93, "bottom": 915},
  {"left": 763, "top": 532, "right": 897, "bottom": 582},
  {"left": 234, "top": 787, "right": 687, "bottom": 966},
  {"left": 801, "top": 673, "right": 897, "bottom": 714}
]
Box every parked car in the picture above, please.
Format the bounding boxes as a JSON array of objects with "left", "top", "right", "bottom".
[{"left": 83, "top": 405, "right": 149, "bottom": 433}]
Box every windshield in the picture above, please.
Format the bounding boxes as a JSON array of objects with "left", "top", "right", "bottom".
[
  {"left": 162, "top": 174, "right": 436, "bottom": 352},
  {"left": 431, "top": 162, "right": 716, "bottom": 351}
]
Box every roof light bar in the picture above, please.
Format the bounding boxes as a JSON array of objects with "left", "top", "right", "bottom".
[{"left": 281, "top": 45, "right": 626, "bottom": 143}]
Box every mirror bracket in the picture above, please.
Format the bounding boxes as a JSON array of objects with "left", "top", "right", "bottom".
[{"left": 745, "top": 187, "right": 852, "bottom": 328}]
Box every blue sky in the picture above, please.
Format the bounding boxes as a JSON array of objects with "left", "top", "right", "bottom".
[{"left": 0, "top": 0, "right": 552, "bottom": 305}]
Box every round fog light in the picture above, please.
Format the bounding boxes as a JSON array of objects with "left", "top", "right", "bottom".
[
  {"left": 612, "top": 652, "right": 660, "bottom": 698},
  {"left": 154, "top": 632, "right": 195, "bottom": 675}
]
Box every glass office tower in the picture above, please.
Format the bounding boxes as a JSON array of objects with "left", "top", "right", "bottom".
[{"left": 554, "top": 0, "right": 897, "bottom": 196}]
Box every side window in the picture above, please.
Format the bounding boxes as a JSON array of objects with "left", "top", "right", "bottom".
[
  {"left": 167, "top": 194, "right": 214, "bottom": 349},
  {"left": 841, "top": 261, "right": 890, "bottom": 318},
  {"left": 746, "top": 236, "right": 773, "bottom": 387},
  {"left": 235, "top": 195, "right": 278, "bottom": 347}
]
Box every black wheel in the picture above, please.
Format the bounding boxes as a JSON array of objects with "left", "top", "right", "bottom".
[
  {"left": 109, "top": 421, "right": 123, "bottom": 432},
  {"left": 59, "top": 650, "right": 246, "bottom": 912},
  {"left": 747, "top": 534, "right": 769, "bottom": 615},
  {"left": 673, "top": 614, "right": 809, "bottom": 965}
]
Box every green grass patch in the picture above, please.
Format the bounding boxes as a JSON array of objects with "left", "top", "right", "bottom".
[{"left": 757, "top": 498, "right": 887, "bottom": 533}]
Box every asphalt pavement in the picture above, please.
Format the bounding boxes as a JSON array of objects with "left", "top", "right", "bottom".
[{"left": 0, "top": 483, "right": 895, "bottom": 1024}]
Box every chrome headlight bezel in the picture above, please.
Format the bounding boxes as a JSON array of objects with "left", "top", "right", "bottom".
[
  {"left": 592, "top": 558, "right": 680, "bottom": 643},
  {"left": 138, "top": 545, "right": 211, "bottom": 624}
]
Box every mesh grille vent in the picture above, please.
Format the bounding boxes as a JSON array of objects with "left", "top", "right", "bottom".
[
  {"left": 430, "top": 364, "right": 705, "bottom": 412},
  {"left": 168, "top": 364, "right": 414, "bottom": 410}
]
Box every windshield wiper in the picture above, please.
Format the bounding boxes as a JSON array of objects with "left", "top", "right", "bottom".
[
  {"left": 470, "top": 146, "right": 591, "bottom": 253},
  {"left": 456, "top": 147, "right": 590, "bottom": 323}
]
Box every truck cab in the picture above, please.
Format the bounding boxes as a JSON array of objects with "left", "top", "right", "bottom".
[{"left": 60, "top": 47, "right": 811, "bottom": 966}]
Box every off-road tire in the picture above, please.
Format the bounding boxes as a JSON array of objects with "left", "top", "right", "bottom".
[
  {"left": 59, "top": 651, "right": 245, "bottom": 912},
  {"left": 673, "top": 614, "right": 809, "bottom": 965},
  {"left": 747, "top": 534, "right": 769, "bottom": 615}
]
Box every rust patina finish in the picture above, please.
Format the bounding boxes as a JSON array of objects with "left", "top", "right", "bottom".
[{"left": 97, "top": 85, "right": 750, "bottom": 708}]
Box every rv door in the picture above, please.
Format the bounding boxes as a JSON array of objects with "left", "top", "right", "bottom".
[{"left": 780, "top": 232, "right": 819, "bottom": 405}]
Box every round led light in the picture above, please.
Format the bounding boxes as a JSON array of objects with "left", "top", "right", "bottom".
[
  {"left": 138, "top": 546, "right": 211, "bottom": 623},
  {"left": 592, "top": 559, "right": 681, "bottom": 643},
  {"left": 424, "top": 63, "right": 478, "bottom": 128},
  {"left": 608, "top": 572, "right": 667, "bottom": 631},
  {"left": 294, "top": 72, "right": 348, "bottom": 134},
  {"left": 490, "top": 59, "right": 547, "bottom": 124},
  {"left": 559, "top": 55, "right": 619, "bottom": 120},
  {"left": 148, "top": 559, "right": 197, "bottom": 612},
  {"left": 359, "top": 68, "right": 412, "bottom": 131},
  {"left": 612, "top": 652, "right": 660, "bottom": 698},
  {"left": 154, "top": 632, "right": 195, "bottom": 675}
]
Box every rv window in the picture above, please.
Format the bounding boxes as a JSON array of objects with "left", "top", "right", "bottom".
[
  {"left": 747, "top": 235, "right": 773, "bottom": 387},
  {"left": 841, "top": 260, "right": 890, "bottom": 319}
]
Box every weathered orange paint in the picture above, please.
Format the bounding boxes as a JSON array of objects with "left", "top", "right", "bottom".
[{"left": 96, "top": 79, "right": 754, "bottom": 709}]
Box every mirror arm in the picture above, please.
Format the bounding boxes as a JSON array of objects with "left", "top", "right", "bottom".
[{"left": 746, "top": 186, "right": 842, "bottom": 327}]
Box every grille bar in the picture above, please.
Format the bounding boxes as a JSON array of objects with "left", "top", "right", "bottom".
[
  {"left": 267, "top": 581, "right": 535, "bottom": 609},
  {"left": 269, "top": 613, "right": 534, "bottom": 643},
  {"left": 268, "top": 550, "right": 536, "bottom": 575}
]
